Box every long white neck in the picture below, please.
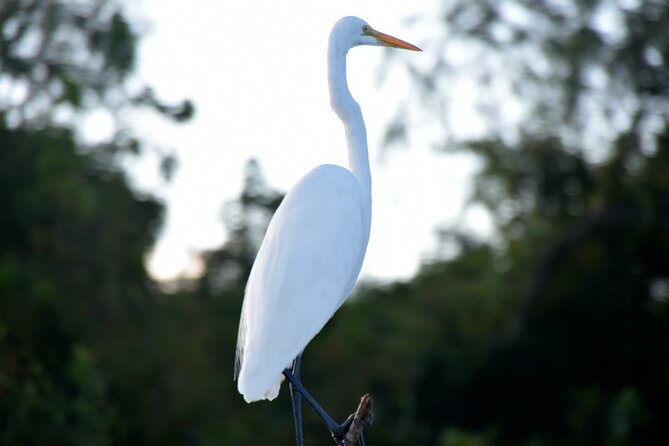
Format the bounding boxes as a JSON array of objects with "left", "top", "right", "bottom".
[{"left": 328, "top": 40, "right": 372, "bottom": 205}]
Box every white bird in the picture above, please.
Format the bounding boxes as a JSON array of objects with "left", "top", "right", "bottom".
[{"left": 234, "top": 16, "right": 420, "bottom": 444}]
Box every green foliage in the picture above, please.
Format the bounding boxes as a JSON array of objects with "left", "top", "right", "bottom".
[
  {"left": 391, "top": 1, "right": 669, "bottom": 444},
  {"left": 0, "top": 0, "right": 192, "bottom": 132},
  {"left": 0, "top": 0, "right": 129, "bottom": 119},
  {"left": 0, "top": 121, "right": 162, "bottom": 444},
  {"left": 199, "top": 159, "right": 283, "bottom": 295},
  {"left": 440, "top": 428, "right": 490, "bottom": 446}
]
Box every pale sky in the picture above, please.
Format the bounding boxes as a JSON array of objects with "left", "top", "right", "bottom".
[{"left": 120, "top": 0, "right": 489, "bottom": 283}]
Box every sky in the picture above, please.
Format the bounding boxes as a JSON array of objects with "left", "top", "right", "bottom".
[{"left": 123, "top": 0, "right": 489, "bottom": 283}]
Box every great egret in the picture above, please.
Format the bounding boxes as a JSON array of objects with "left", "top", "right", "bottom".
[{"left": 235, "top": 16, "right": 420, "bottom": 445}]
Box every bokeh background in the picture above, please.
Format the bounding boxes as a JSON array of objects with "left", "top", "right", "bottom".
[{"left": 2, "top": 0, "right": 669, "bottom": 445}]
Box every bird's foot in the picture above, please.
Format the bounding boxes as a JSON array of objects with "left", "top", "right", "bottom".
[
  {"left": 330, "top": 406, "right": 374, "bottom": 445},
  {"left": 330, "top": 414, "right": 353, "bottom": 444},
  {"left": 283, "top": 365, "right": 373, "bottom": 446},
  {"left": 331, "top": 414, "right": 354, "bottom": 444}
]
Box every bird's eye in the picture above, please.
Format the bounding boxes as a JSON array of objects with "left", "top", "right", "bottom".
[{"left": 362, "top": 25, "right": 370, "bottom": 34}]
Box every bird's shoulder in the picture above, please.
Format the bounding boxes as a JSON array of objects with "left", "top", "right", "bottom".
[
  {"left": 274, "top": 164, "right": 364, "bottom": 215},
  {"left": 293, "top": 163, "right": 361, "bottom": 195}
]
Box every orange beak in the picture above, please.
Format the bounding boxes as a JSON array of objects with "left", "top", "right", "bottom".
[{"left": 371, "top": 29, "right": 422, "bottom": 52}]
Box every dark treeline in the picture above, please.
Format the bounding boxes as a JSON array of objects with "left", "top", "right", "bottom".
[{"left": 1, "top": 1, "right": 668, "bottom": 445}]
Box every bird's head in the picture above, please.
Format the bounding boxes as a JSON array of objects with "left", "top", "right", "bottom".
[{"left": 331, "top": 16, "right": 421, "bottom": 52}]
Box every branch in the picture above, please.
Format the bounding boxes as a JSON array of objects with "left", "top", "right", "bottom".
[{"left": 343, "top": 394, "right": 374, "bottom": 446}]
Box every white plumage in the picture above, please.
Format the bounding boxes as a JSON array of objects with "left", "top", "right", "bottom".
[
  {"left": 235, "top": 16, "right": 420, "bottom": 404},
  {"left": 237, "top": 165, "right": 368, "bottom": 402}
]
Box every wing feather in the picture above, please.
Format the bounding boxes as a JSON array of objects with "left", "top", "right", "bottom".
[{"left": 236, "top": 164, "right": 367, "bottom": 402}]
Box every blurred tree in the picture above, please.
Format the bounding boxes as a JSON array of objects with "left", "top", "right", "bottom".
[
  {"left": 0, "top": 0, "right": 192, "bottom": 444},
  {"left": 0, "top": 0, "right": 135, "bottom": 121},
  {"left": 385, "top": 0, "right": 669, "bottom": 444},
  {"left": 401, "top": 0, "right": 669, "bottom": 154},
  {"left": 0, "top": 0, "right": 192, "bottom": 139},
  {"left": 0, "top": 119, "right": 165, "bottom": 444},
  {"left": 198, "top": 159, "right": 283, "bottom": 296}
]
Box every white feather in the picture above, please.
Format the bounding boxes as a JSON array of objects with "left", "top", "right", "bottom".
[
  {"left": 234, "top": 16, "right": 419, "bottom": 403},
  {"left": 236, "top": 164, "right": 367, "bottom": 402}
]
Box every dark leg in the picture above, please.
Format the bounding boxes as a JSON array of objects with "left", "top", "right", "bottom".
[
  {"left": 283, "top": 366, "right": 341, "bottom": 436},
  {"left": 289, "top": 355, "right": 304, "bottom": 446},
  {"left": 283, "top": 360, "right": 365, "bottom": 446}
]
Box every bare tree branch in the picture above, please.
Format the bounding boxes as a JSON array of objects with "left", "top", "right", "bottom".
[{"left": 343, "top": 394, "right": 374, "bottom": 446}]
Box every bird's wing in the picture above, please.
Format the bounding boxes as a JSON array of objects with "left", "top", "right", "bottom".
[{"left": 236, "top": 164, "right": 367, "bottom": 402}]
